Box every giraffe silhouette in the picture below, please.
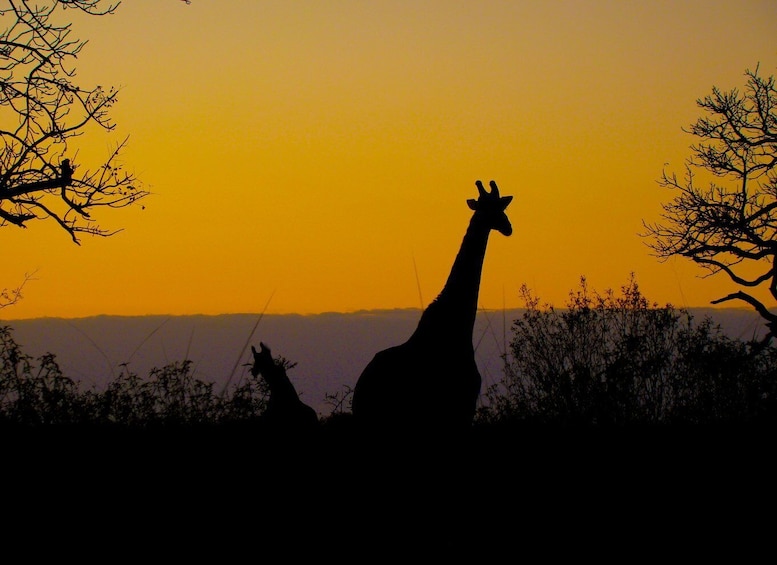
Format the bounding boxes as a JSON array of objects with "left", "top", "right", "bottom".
[
  {"left": 352, "top": 180, "right": 513, "bottom": 438},
  {"left": 250, "top": 342, "right": 319, "bottom": 432}
]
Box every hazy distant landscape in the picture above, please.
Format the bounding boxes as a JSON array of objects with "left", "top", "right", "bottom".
[{"left": 3, "top": 307, "right": 766, "bottom": 417}]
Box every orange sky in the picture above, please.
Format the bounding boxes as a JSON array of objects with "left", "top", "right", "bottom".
[{"left": 2, "top": 0, "right": 777, "bottom": 320}]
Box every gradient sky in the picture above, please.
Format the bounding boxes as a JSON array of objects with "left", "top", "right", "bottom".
[{"left": 2, "top": 0, "right": 776, "bottom": 320}]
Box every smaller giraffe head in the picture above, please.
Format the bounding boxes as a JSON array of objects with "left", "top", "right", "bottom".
[
  {"left": 468, "top": 180, "right": 513, "bottom": 236},
  {"left": 250, "top": 342, "right": 275, "bottom": 378}
]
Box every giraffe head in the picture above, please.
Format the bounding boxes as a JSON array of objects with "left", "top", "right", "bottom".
[
  {"left": 467, "top": 180, "right": 513, "bottom": 236},
  {"left": 250, "top": 342, "right": 275, "bottom": 379}
]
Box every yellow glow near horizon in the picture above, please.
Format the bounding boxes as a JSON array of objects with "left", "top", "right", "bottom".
[{"left": 2, "top": 0, "right": 777, "bottom": 320}]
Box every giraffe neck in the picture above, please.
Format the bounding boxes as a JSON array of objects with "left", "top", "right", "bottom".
[
  {"left": 265, "top": 366, "right": 301, "bottom": 404},
  {"left": 413, "top": 212, "right": 491, "bottom": 343}
]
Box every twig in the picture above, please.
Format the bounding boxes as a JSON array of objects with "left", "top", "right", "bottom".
[{"left": 221, "top": 290, "right": 275, "bottom": 396}]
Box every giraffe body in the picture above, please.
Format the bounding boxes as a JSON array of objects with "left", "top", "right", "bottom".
[{"left": 352, "top": 180, "right": 513, "bottom": 437}]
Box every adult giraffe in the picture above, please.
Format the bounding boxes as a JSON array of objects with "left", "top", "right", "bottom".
[{"left": 352, "top": 180, "right": 513, "bottom": 439}]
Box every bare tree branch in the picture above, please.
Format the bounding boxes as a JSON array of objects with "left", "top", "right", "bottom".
[
  {"left": 0, "top": 269, "right": 37, "bottom": 309},
  {"left": 0, "top": 1, "right": 149, "bottom": 243},
  {"left": 642, "top": 65, "right": 777, "bottom": 341}
]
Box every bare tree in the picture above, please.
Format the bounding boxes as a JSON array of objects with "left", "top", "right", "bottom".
[
  {"left": 642, "top": 65, "right": 777, "bottom": 343},
  {"left": 0, "top": 0, "right": 149, "bottom": 244}
]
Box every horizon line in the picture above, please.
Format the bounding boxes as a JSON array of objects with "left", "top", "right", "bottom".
[{"left": 1, "top": 304, "right": 765, "bottom": 324}]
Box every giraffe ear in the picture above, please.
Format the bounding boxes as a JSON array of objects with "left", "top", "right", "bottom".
[
  {"left": 500, "top": 195, "right": 513, "bottom": 208},
  {"left": 467, "top": 198, "right": 478, "bottom": 210}
]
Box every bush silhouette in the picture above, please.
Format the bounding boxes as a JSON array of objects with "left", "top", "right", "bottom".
[
  {"left": 0, "top": 326, "right": 93, "bottom": 426},
  {"left": 479, "top": 275, "right": 777, "bottom": 428},
  {"left": 0, "top": 325, "right": 271, "bottom": 430}
]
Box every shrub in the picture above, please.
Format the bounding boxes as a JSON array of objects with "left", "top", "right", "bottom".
[
  {"left": 0, "top": 325, "right": 273, "bottom": 429},
  {"left": 480, "top": 275, "right": 777, "bottom": 427},
  {"left": 0, "top": 326, "right": 95, "bottom": 425}
]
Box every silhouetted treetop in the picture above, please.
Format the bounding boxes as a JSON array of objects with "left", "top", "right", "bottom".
[
  {"left": 642, "top": 65, "right": 777, "bottom": 342},
  {"left": 0, "top": 1, "right": 160, "bottom": 242}
]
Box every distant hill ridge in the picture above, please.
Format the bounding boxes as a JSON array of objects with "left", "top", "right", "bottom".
[{"left": 2, "top": 308, "right": 768, "bottom": 416}]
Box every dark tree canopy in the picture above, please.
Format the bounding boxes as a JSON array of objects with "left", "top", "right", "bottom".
[
  {"left": 643, "top": 65, "right": 777, "bottom": 342},
  {"left": 0, "top": 0, "right": 149, "bottom": 243}
]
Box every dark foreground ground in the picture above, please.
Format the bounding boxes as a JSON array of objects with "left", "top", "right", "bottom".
[
  {"left": 4, "top": 417, "right": 774, "bottom": 489},
  {"left": 3, "top": 417, "right": 774, "bottom": 557}
]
